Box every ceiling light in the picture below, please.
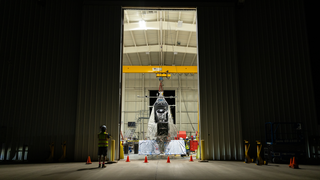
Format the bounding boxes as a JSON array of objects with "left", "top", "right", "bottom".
[
  {"left": 174, "top": 52, "right": 178, "bottom": 55},
  {"left": 139, "top": 20, "right": 146, "bottom": 28},
  {"left": 177, "top": 21, "right": 183, "bottom": 27},
  {"left": 146, "top": 52, "right": 150, "bottom": 54}
]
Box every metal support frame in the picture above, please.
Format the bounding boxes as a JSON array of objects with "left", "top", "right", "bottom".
[
  {"left": 124, "top": 21, "right": 197, "bottom": 32},
  {"left": 123, "top": 66, "right": 197, "bottom": 74},
  {"left": 256, "top": 140, "right": 265, "bottom": 165},
  {"left": 124, "top": 45, "right": 197, "bottom": 54},
  {"left": 179, "top": 76, "right": 182, "bottom": 131},
  {"left": 244, "top": 140, "right": 253, "bottom": 163}
]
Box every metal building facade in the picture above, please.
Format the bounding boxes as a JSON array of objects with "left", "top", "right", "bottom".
[
  {"left": 74, "top": 5, "right": 122, "bottom": 161},
  {"left": 197, "top": 6, "right": 243, "bottom": 160},
  {"left": 0, "top": 0, "right": 318, "bottom": 162},
  {"left": 236, "top": 0, "right": 319, "bottom": 158},
  {"left": 0, "top": 0, "right": 82, "bottom": 161}
]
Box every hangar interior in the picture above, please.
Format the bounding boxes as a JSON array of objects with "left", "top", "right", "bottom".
[
  {"left": 121, "top": 74, "right": 198, "bottom": 139},
  {"left": 121, "top": 9, "right": 199, "bottom": 158}
]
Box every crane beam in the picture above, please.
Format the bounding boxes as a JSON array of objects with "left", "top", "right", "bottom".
[{"left": 123, "top": 66, "right": 197, "bottom": 74}]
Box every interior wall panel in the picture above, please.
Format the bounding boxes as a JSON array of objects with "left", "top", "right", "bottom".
[
  {"left": 236, "top": 0, "right": 319, "bottom": 158},
  {"left": 121, "top": 73, "right": 198, "bottom": 139},
  {"left": 198, "top": 6, "right": 243, "bottom": 160},
  {"left": 74, "top": 5, "right": 122, "bottom": 161},
  {"left": 0, "top": 0, "right": 81, "bottom": 161}
]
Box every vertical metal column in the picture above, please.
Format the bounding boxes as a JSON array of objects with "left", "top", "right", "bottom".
[
  {"left": 179, "top": 76, "right": 182, "bottom": 131},
  {"left": 121, "top": 73, "right": 126, "bottom": 140}
]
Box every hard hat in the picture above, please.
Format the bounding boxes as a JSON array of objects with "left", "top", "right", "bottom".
[
  {"left": 186, "top": 137, "right": 188, "bottom": 140},
  {"left": 100, "top": 125, "right": 107, "bottom": 131}
]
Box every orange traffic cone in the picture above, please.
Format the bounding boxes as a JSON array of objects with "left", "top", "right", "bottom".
[
  {"left": 289, "top": 158, "right": 292, "bottom": 167},
  {"left": 144, "top": 156, "right": 148, "bottom": 163},
  {"left": 189, "top": 155, "right": 194, "bottom": 162},
  {"left": 126, "top": 156, "right": 130, "bottom": 162},
  {"left": 292, "top": 157, "right": 299, "bottom": 169},
  {"left": 167, "top": 156, "right": 170, "bottom": 163},
  {"left": 86, "top": 156, "right": 92, "bottom": 164}
]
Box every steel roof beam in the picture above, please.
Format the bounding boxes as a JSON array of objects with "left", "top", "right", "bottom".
[
  {"left": 148, "top": 53, "right": 151, "bottom": 65},
  {"left": 124, "top": 45, "right": 197, "bottom": 54},
  {"left": 125, "top": 10, "right": 130, "bottom": 23},
  {"left": 125, "top": 54, "right": 133, "bottom": 65},
  {"left": 186, "top": 32, "right": 192, "bottom": 47},
  {"left": 124, "top": 21, "right": 196, "bottom": 32},
  {"left": 193, "top": 11, "right": 196, "bottom": 24},
  {"left": 144, "top": 30, "right": 148, "bottom": 46},
  {"left": 130, "top": 31, "right": 136, "bottom": 47},
  {"left": 191, "top": 54, "right": 197, "bottom": 65},
  {"left": 181, "top": 53, "right": 186, "bottom": 65},
  {"left": 137, "top": 53, "right": 142, "bottom": 65},
  {"left": 174, "top": 31, "right": 179, "bottom": 46}
]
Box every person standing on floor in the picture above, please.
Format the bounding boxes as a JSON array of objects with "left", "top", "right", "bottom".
[
  {"left": 185, "top": 137, "right": 190, "bottom": 156},
  {"left": 98, "top": 125, "right": 111, "bottom": 168}
]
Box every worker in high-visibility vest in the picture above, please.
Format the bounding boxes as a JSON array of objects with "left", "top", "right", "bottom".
[
  {"left": 185, "top": 137, "right": 190, "bottom": 156},
  {"left": 98, "top": 125, "right": 111, "bottom": 168}
]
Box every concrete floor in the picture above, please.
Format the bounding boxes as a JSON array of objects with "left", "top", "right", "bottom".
[
  {"left": 124, "top": 153, "right": 193, "bottom": 160},
  {"left": 1, "top": 159, "right": 320, "bottom": 180}
]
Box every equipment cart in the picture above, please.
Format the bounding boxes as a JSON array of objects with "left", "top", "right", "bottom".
[{"left": 264, "top": 122, "right": 306, "bottom": 163}]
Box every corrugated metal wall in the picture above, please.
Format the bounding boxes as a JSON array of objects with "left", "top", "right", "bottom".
[
  {"left": 1, "top": 0, "right": 318, "bottom": 162},
  {"left": 304, "top": 1, "right": 320, "bottom": 126},
  {"left": 236, "top": 0, "right": 319, "bottom": 158},
  {"left": 0, "top": 0, "right": 81, "bottom": 161},
  {"left": 74, "top": 5, "right": 122, "bottom": 161},
  {"left": 198, "top": 6, "right": 243, "bottom": 160}
]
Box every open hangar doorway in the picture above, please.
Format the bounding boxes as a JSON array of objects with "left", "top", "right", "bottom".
[
  {"left": 120, "top": 8, "right": 199, "bottom": 160},
  {"left": 75, "top": 3, "right": 243, "bottom": 162}
]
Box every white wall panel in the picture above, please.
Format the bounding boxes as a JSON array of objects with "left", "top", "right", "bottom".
[{"left": 121, "top": 73, "right": 198, "bottom": 139}]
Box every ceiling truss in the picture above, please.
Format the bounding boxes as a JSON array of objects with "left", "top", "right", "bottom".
[{"left": 124, "top": 10, "right": 197, "bottom": 66}]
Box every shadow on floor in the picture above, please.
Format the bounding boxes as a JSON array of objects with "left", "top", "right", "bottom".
[
  {"left": 42, "top": 167, "right": 102, "bottom": 176},
  {"left": 42, "top": 170, "right": 77, "bottom": 176},
  {"left": 77, "top": 167, "right": 101, "bottom": 171},
  {"left": 76, "top": 162, "right": 116, "bottom": 171},
  {"left": 42, "top": 164, "right": 109, "bottom": 176}
]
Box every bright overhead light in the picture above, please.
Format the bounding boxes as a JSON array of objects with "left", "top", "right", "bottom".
[
  {"left": 177, "top": 21, "right": 183, "bottom": 27},
  {"left": 174, "top": 52, "right": 178, "bottom": 55},
  {"left": 139, "top": 20, "right": 146, "bottom": 28}
]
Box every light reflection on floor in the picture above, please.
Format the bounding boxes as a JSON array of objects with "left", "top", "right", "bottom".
[{"left": 124, "top": 151, "right": 197, "bottom": 160}]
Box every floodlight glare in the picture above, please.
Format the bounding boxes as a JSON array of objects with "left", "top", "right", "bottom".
[{"left": 139, "top": 20, "right": 146, "bottom": 28}]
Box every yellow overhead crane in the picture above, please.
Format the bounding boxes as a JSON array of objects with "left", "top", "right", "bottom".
[{"left": 122, "top": 66, "right": 197, "bottom": 77}]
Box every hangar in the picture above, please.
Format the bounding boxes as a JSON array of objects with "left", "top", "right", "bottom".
[{"left": 0, "top": 0, "right": 319, "bottom": 166}]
